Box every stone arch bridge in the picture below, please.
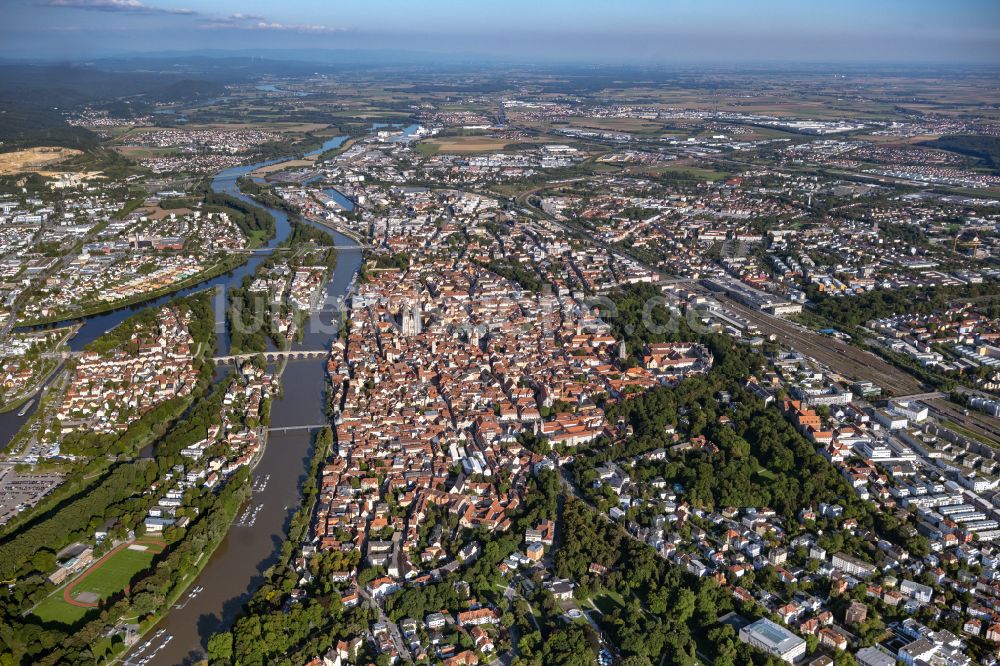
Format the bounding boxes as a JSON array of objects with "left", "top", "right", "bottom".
[{"left": 212, "top": 349, "right": 328, "bottom": 366}]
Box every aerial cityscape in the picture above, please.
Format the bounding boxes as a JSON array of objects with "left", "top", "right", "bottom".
[{"left": 0, "top": 1, "right": 999, "bottom": 665}]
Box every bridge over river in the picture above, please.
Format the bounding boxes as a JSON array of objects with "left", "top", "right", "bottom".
[
  {"left": 118, "top": 132, "right": 367, "bottom": 666},
  {"left": 239, "top": 245, "right": 371, "bottom": 254},
  {"left": 267, "top": 423, "right": 330, "bottom": 434},
  {"left": 211, "top": 349, "right": 328, "bottom": 365}
]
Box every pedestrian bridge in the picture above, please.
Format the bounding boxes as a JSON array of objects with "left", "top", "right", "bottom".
[
  {"left": 268, "top": 423, "right": 330, "bottom": 434},
  {"left": 212, "top": 349, "right": 328, "bottom": 365},
  {"left": 891, "top": 391, "right": 946, "bottom": 402}
]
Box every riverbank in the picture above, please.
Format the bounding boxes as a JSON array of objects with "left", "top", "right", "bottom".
[
  {"left": 122, "top": 362, "right": 331, "bottom": 664},
  {"left": 114, "top": 134, "right": 362, "bottom": 665},
  {"left": 17, "top": 255, "right": 249, "bottom": 329},
  {"left": 101, "top": 468, "right": 252, "bottom": 666},
  {"left": 0, "top": 325, "right": 79, "bottom": 414},
  {"left": 107, "top": 472, "right": 251, "bottom": 665},
  {"left": 0, "top": 358, "right": 60, "bottom": 415},
  {"left": 303, "top": 211, "right": 365, "bottom": 244},
  {"left": 0, "top": 296, "right": 217, "bottom": 542},
  {"left": 0, "top": 127, "right": 361, "bottom": 664},
  {"left": 316, "top": 135, "right": 360, "bottom": 161}
]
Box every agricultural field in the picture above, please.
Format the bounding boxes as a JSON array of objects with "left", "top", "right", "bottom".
[
  {"left": 416, "top": 136, "right": 514, "bottom": 154},
  {"left": 563, "top": 116, "right": 669, "bottom": 134},
  {"left": 250, "top": 158, "right": 316, "bottom": 176}
]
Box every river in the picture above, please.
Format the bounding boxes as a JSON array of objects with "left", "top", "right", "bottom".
[
  {"left": 130, "top": 136, "right": 362, "bottom": 665},
  {"left": 0, "top": 135, "right": 358, "bottom": 450},
  {"left": 255, "top": 83, "right": 309, "bottom": 98},
  {"left": 4, "top": 135, "right": 363, "bottom": 665}
]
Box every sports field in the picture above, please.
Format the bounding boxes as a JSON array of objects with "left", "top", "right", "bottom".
[{"left": 32, "top": 539, "right": 166, "bottom": 624}]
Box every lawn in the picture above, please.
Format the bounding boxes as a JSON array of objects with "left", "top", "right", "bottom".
[
  {"left": 754, "top": 468, "right": 778, "bottom": 482},
  {"left": 575, "top": 585, "right": 627, "bottom": 617},
  {"left": 73, "top": 546, "right": 159, "bottom": 599},
  {"left": 588, "top": 589, "right": 626, "bottom": 615},
  {"left": 32, "top": 540, "right": 165, "bottom": 625},
  {"left": 33, "top": 591, "right": 92, "bottom": 624}
]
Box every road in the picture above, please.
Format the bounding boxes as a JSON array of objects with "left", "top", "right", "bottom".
[
  {"left": 707, "top": 298, "right": 1000, "bottom": 445},
  {"left": 508, "top": 171, "right": 946, "bottom": 401},
  {"left": 1, "top": 369, "right": 71, "bottom": 465},
  {"left": 509, "top": 170, "right": 1000, "bottom": 466},
  {"left": 0, "top": 229, "right": 92, "bottom": 340},
  {"left": 358, "top": 587, "right": 412, "bottom": 663},
  {"left": 0, "top": 325, "right": 78, "bottom": 419},
  {"left": 514, "top": 175, "right": 934, "bottom": 401}
]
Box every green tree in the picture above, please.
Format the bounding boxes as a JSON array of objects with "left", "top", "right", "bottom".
[{"left": 207, "top": 632, "right": 233, "bottom": 662}]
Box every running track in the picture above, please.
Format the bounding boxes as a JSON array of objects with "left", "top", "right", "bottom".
[{"left": 63, "top": 538, "right": 167, "bottom": 608}]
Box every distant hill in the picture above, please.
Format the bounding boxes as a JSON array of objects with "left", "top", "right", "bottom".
[
  {"left": 0, "top": 63, "right": 225, "bottom": 149},
  {"left": 0, "top": 95, "right": 98, "bottom": 150},
  {"left": 919, "top": 135, "right": 1000, "bottom": 173},
  {"left": 150, "top": 78, "right": 226, "bottom": 102}
]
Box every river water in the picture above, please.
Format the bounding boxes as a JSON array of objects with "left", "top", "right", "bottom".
[
  {"left": 255, "top": 83, "right": 309, "bottom": 98},
  {"left": 4, "top": 135, "right": 363, "bottom": 664},
  {"left": 0, "top": 135, "right": 357, "bottom": 450},
  {"left": 133, "top": 136, "right": 362, "bottom": 665}
]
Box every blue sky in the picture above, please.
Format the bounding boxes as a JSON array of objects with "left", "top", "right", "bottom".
[{"left": 3, "top": 0, "right": 998, "bottom": 63}]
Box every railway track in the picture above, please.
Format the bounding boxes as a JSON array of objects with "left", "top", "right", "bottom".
[
  {"left": 717, "top": 295, "right": 922, "bottom": 395},
  {"left": 926, "top": 398, "right": 1000, "bottom": 447},
  {"left": 715, "top": 298, "right": 1000, "bottom": 446}
]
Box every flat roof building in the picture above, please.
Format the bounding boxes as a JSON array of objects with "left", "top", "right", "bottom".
[
  {"left": 738, "top": 618, "right": 806, "bottom": 663},
  {"left": 856, "top": 646, "right": 896, "bottom": 666},
  {"left": 831, "top": 552, "right": 877, "bottom": 578}
]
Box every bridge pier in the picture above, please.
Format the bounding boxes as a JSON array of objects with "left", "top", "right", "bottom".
[{"left": 212, "top": 349, "right": 329, "bottom": 365}]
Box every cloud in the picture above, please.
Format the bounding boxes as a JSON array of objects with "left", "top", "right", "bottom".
[
  {"left": 40, "top": 3, "right": 340, "bottom": 33},
  {"left": 200, "top": 14, "right": 343, "bottom": 34},
  {"left": 40, "top": 0, "right": 195, "bottom": 15},
  {"left": 243, "top": 21, "right": 343, "bottom": 34},
  {"left": 40, "top": 2, "right": 340, "bottom": 34}
]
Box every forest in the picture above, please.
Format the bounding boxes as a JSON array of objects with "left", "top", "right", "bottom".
[
  {"left": 209, "top": 427, "right": 376, "bottom": 666},
  {"left": 193, "top": 181, "right": 276, "bottom": 244},
  {"left": 918, "top": 135, "right": 1000, "bottom": 172}
]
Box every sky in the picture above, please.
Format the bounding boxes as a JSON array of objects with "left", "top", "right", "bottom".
[{"left": 2, "top": 0, "right": 999, "bottom": 64}]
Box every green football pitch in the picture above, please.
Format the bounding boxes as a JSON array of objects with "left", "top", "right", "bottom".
[{"left": 32, "top": 540, "right": 165, "bottom": 624}]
